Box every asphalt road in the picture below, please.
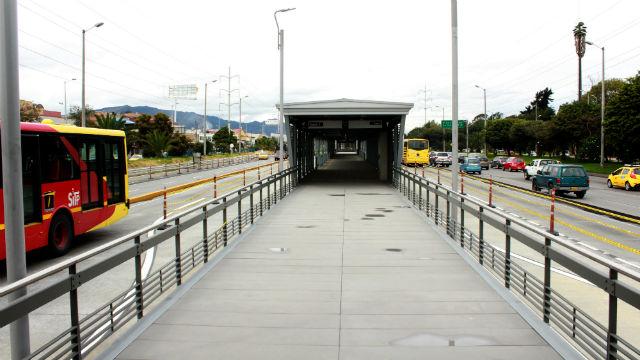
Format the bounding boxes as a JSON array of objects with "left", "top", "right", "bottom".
[{"left": 406, "top": 165, "right": 640, "bottom": 269}]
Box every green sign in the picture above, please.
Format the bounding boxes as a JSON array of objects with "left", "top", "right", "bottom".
[{"left": 441, "top": 120, "right": 466, "bottom": 129}]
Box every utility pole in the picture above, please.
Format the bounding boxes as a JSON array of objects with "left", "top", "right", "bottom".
[
  {"left": 586, "top": 41, "right": 606, "bottom": 167},
  {"left": 1, "top": 0, "right": 30, "bottom": 357},
  {"left": 81, "top": 22, "right": 103, "bottom": 127},
  {"left": 219, "top": 66, "right": 239, "bottom": 152},
  {"left": 203, "top": 80, "right": 217, "bottom": 156},
  {"left": 450, "top": 0, "right": 460, "bottom": 224},
  {"left": 573, "top": 22, "right": 587, "bottom": 101}
]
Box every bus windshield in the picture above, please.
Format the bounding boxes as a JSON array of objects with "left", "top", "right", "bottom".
[{"left": 407, "top": 140, "right": 427, "bottom": 150}]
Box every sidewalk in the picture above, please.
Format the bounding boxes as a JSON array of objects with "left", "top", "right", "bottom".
[{"left": 113, "top": 175, "right": 562, "bottom": 359}]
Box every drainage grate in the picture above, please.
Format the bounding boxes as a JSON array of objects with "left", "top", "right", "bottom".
[
  {"left": 296, "top": 225, "right": 315, "bottom": 228},
  {"left": 361, "top": 217, "right": 374, "bottom": 220},
  {"left": 365, "top": 214, "right": 385, "bottom": 217},
  {"left": 385, "top": 248, "right": 402, "bottom": 252},
  {"left": 329, "top": 194, "right": 345, "bottom": 197}
]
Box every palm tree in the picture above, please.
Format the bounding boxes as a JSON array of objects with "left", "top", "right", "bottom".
[
  {"left": 95, "top": 112, "right": 126, "bottom": 130},
  {"left": 144, "top": 130, "right": 175, "bottom": 157}
]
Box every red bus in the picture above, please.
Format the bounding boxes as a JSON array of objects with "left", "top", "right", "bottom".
[{"left": 0, "top": 121, "right": 129, "bottom": 260}]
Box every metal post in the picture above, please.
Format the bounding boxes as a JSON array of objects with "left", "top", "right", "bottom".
[
  {"left": 267, "top": 180, "right": 271, "bottom": 210},
  {"left": 483, "top": 88, "right": 487, "bottom": 154},
  {"left": 222, "top": 197, "right": 228, "bottom": 246},
  {"left": 214, "top": 176, "right": 217, "bottom": 198},
  {"left": 250, "top": 185, "right": 254, "bottom": 224},
  {"left": 450, "top": 0, "right": 460, "bottom": 231},
  {"left": 69, "top": 264, "right": 81, "bottom": 360},
  {"left": 600, "top": 47, "right": 605, "bottom": 167},
  {"left": 460, "top": 172, "right": 464, "bottom": 194},
  {"left": 243, "top": 170, "right": 246, "bottom": 186},
  {"left": 505, "top": 219, "right": 511, "bottom": 289},
  {"left": 203, "top": 206, "right": 209, "bottom": 262},
  {"left": 479, "top": 207, "right": 484, "bottom": 265},
  {"left": 204, "top": 83, "right": 208, "bottom": 156},
  {"left": 460, "top": 197, "right": 465, "bottom": 247},
  {"left": 134, "top": 236, "right": 144, "bottom": 319},
  {"left": 163, "top": 187, "right": 167, "bottom": 219},
  {"left": 237, "top": 190, "right": 242, "bottom": 234},
  {"left": 446, "top": 190, "right": 451, "bottom": 236},
  {"left": 260, "top": 181, "right": 264, "bottom": 216},
  {"left": 549, "top": 188, "right": 556, "bottom": 234},
  {"left": 543, "top": 236, "right": 551, "bottom": 323},
  {"left": 174, "top": 218, "right": 182, "bottom": 286},
  {"left": 489, "top": 175, "right": 494, "bottom": 207},
  {"left": 607, "top": 269, "right": 618, "bottom": 360},
  {"left": 1, "top": 1, "right": 30, "bottom": 355},
  {"left": 81, "top": 29, "right": 86, "bottom": 127}
]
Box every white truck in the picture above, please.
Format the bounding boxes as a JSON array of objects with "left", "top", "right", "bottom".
[{"left": 524, "top": 159, "right": 560, "bottom": 180}]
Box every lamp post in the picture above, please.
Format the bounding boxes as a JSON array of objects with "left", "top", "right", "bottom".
[
  {"left": 432, "top": 105, "right": 446, "bottom": 151},
  {"left": 239, "top": 95, "right": 248, "bottom": 151},
  {"left": 586, "top": 41, "right": 605, "bottom": 167},
  {"left": 275, "top": 7, "right": 295, "bottom": 172},
  {"left": 81, "top": 21, "right": 104, "bottom": 127},
  {"left": 203, "top": 80, "right": 217, "bottom": 156},
  {"left": 474, "top": 85, "right": 487, "bottom": 154},
  {"left": 450, "top": 0, "right": 460, "bottom": 228},
  {"left": 64, "top": 78, "right": 76, "bottom": 123},
  {"left": 573, "top": 22, "right": 587, "bottom": 101}
]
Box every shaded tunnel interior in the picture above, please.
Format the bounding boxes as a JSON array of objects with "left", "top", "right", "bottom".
[{"left": 284, "top": 110, "right": 409, "bottom": 183}]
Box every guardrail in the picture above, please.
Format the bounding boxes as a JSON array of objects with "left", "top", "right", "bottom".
[
  {"left": 394, "top": 167, "right": 640, "bottom": 360},
  {"left": 0, "top": 166, "right": 298, "bottom": 359},
  {"left": 128, "top": 154, "right": 257, "bottom": 183}
]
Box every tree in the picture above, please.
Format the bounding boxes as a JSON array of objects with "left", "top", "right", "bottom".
[
  {"left": 509, "top": 120, "right": 535, "bottom": 154},
  {"left": 486, "top": 118, "right": 515, "bottom": 155},
  {"left": 551, "top": 100, "right": 600, "bottom": 158},
  {"left": 520, "top": 88, "right": 555, "bottom": 120},
  {"left": 255, "top": 136, "right": 278, "bottom": 151},
  {"left": 94, "top": 112, "right": 126, "bottom": 130},
  {"left": 212, "top": 126, "right": 238, "bottom": 153},
  {"left": 135, "top": 112, "right": 173, "bottom": 137},
  {"left": 605, "top": 72, "right": 640, "bottom": 163},
  {"left": 68, "top": 105, "right": 95, "bottom": 126},
  {"left": 168, "top": 133, "right": 195, "bottom": 156},
  {"left": 488, "top": 112, "right": 503, "bottom": 120},
  {"left": 20, "top": 100, "right": 43, "bottom": 122},
  {"left": 584, "top": 78, "right": 626, "bottom": 105},
  {"left": 144, "top": 130, "right": 175, "bottom": 157}
]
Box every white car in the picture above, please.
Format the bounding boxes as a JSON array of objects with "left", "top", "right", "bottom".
[{"left": 524, "top": 159, "right": 560, "bottom": 180}]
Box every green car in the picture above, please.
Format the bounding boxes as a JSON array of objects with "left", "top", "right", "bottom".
[{"left": 532, "top": 164, "right": 589, "bottom": 199}]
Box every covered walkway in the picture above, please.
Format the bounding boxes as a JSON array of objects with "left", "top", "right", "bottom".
[{"left": 110, "top": 158, "right": 564, "bottom": 359}]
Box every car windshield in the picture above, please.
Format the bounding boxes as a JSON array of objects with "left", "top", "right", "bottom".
[
  {"left": 468, "top": 158, "right": 480, "bottom": 164},
  {"left": 515, "top": 158, "right": 524, "bottom": 163},
  {"left": 437, "top": 152, "right": 448, "bottom": 157},
  {"left": 408, "top": 140, "right": 427, "bottom": 150},
  {"left": 561, "top": 167, "right": 586, "bottom": 177},
  {"left": 635, "top": 169, "right": 640, "bottom": 175}
]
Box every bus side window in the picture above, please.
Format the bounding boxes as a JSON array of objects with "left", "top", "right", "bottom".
[
  {"left": 76, "top": 139, "right": 102, "bottom": 209},
  {"left": 22, "top": 135, "right": 40, "bottom": 223},
  {"left": 40, "top": 135, "right": 79, "bottom": 183},
  {"left": 104, "top": 139, "right": 125, "bottom": 204}
]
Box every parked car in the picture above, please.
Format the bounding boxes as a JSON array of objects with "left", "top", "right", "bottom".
[
  {"left": 274, "top": 150, "right": 288, "bottom": 160},
  {"left": 478, "top": 155, "right": 490, "bottom": 170},
  {"left": 524, "top": 159, "right": 560, "bottom": 180},
  {"left": 532, "top": 164, "right": 589, "bottom": 199},
  {"left": 503, "top": 157, "right": 525, "bottom": 172},
  {"left": 491, "top": 156, "right": 508, "bottom": 168},
  {"left": 607, "top": 165, "right": 640, "bottom": 191},
  {"left": 430, "top": 152, "right": 452, "bottom": 167},
  {"left": 460, "top": 157, "right": 482, "bottom": 175}
]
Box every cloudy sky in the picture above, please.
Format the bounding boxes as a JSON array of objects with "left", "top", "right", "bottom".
[{"left": 16, "top": 0, "right": 640, "bottom": 131}]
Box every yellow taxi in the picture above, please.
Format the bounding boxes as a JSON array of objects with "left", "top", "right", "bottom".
[
  {"left": 607, "top": 165, "right": 640, "bottom": 191},
  {"left": 257, "top": 150, "right": 270, "bottom": 160}
]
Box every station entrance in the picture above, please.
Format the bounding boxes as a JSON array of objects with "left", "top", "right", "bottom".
[{"left": 282, "top": 98, "right": 413, "bottom": 182}]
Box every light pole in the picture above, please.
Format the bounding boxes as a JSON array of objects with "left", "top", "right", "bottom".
[
  {"left": 275, "top": 7, "right": 295, "bottom": 172},
  {"left": 64, "top": 78, "right": 76, "bottom": 123},
  {"left": 474, "top": 85, "right": 487, "bottom": 154},
  {"left": 586, "top": 41, "right": 605, "bottom": 167},
  {"left": 450, "top": 0, "right": 460, "bottom": 228},
  {"left": 431, "top": 105, "right": 446, "bottom": 151},
  {"left": 2, "top": 0, "right": 31, "bottom": 357},
  {"left": 203, "top": 80, "right": 217, "bottom": 156},
  {"left": 239, "top": 95, "right": 248, "bottom": 151},
  {"left": 573, "top": 22, "right": 587, "bottom": 101},
  {"left": 81, "top": 22, "right": 104, "bottom": 127}
]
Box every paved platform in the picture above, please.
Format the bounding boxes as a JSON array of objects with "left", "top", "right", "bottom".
[{"left": 113, "top": 159, "right": 563, "bottom": 360}]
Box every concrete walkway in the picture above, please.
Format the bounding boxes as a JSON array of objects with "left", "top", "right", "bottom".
[{"left": 114, "top": 168, "right": 562, "bottom": 359}]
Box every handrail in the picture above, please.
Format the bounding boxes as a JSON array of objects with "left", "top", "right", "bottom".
[
  {"left": 128, "top": 154, "right": 256, "bottom": 177},
  {"left": 0, "top": 167, "right": 290, "bottom": 298},
  {"left": 398, "top": 168, "right": 640, "bottom": 282}
]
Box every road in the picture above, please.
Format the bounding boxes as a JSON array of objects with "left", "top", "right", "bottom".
[{"left": 405, "top": 165, "right": 640, "bottom": 270}]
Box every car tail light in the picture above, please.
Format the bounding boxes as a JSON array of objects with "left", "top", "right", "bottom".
[
  {"left": 556, "top": 178, "right": 561, "bottom": 184},
  {"left": 631, "top": 172, "right": 637, "bottom": 179}
]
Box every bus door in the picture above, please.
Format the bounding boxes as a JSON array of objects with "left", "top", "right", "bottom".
[
  {"left": 22, "top": 134, "right": 41, "bottom": 223},
  {"left": 77, "top": 139, "right": 103, "bottom": 210}
]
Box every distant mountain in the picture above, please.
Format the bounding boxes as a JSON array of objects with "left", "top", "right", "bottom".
[{"left": 97, "top": 105, "right": 278, "bottom": 135}]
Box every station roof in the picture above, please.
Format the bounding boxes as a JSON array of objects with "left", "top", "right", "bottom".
[{"left": 281, "top": 98, "right": 414, "bottom": 116}]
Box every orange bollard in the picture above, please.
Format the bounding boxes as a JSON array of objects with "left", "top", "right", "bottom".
[
  {"left": 163, "top": 187, "right": 167, "bottom": 219},
  {"left": 549, "top": 188, "right": 556, "bottom": 234}
]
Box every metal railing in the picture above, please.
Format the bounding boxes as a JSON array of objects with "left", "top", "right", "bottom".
[
  {"left": 394, "top": 168, "right": 640, "bottom": 360},
  {"left": 128, "top": 154, "right": 257, "bottom": 183},
  {"left": 0, "top": 166, "right": 297, "bottom": 359}
]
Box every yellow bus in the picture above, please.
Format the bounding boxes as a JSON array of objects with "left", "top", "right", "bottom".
[{"left": 402, "top": 138, "right": 429, "bottom": 166}]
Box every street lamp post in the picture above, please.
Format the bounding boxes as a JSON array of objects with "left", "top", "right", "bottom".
[
  {"left": 203, "top": 80, "right": 218, "bottom": 156},
  {"left": 450, "top": 0, "right": 460, "bottom": 228},
  {"left": 64, "top": 78, "right": 76, "bottom": 123},
  {"left": 275, "top": 7, "right": 295, "bottom": 172},
  {"left": 586, "top": 41, "right": 605, "bottom": 167},
  {"left": 239, "top": 95, "right": 248, "bottom": 151},
  {"left": 474, "top": 85, "right": 487, "bottom": 154},
  {"left": 81, "top": 22, "right": 104, "bottom": 127}
]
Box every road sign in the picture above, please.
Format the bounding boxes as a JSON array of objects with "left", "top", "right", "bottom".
[
  {"left": 169, "top": 84, "right": 198, "bottom": 100},
  {"left": 441, "top": 120, "right": 466, "bottom": 129}
]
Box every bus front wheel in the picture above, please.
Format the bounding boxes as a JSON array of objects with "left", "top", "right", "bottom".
[{"left": 48, "top": 213, "right": 74, "bottom": 256}]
